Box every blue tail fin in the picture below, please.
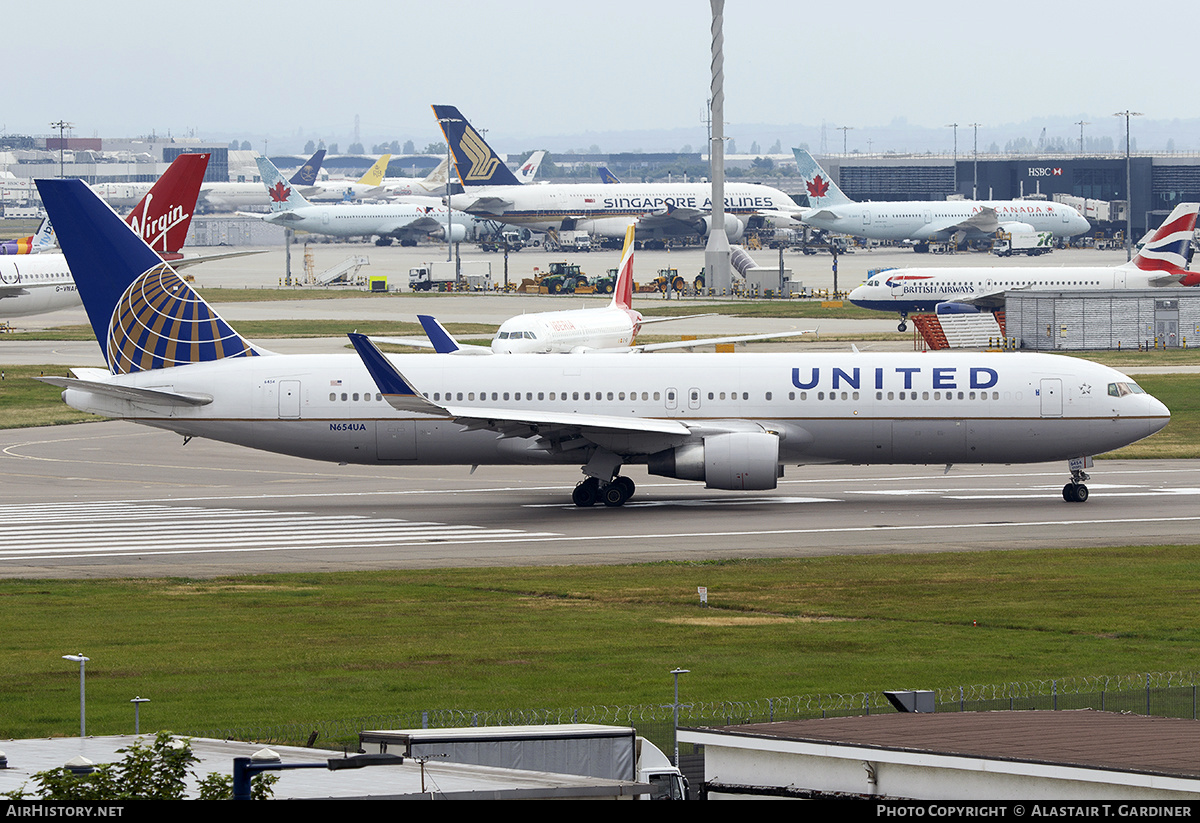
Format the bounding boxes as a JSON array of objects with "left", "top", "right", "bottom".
[
  {"left": 35, "top": 179, "right": 261, "bottom": 375},
  {"left": 598, "top": 166, "right": 622, "bottom": 184},
  {"left": 289, "top": 148, "right": 326, "bottom": 186},
  {"left": 431, "top": 105, "right": 522, "bottom": 187}
]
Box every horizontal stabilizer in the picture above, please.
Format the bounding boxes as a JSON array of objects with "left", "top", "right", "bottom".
[{"left": 36, "top": 375, "right": 213, "bottom": 406}]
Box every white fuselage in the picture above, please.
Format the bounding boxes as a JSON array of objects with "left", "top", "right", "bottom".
[
  {"left": 61, "top": 351, "right": 1167, "bottom": 471},
  {"left": 449, "top": 182, "right": 803, "bottom": 240},
  {"left": 849, "top": 264, "right": 1165, "bottom": 315},
  {"left": 492, "top": 306, "right": 641, "bottom": 353},
  {"left": 263, "top": 203, "right": 481, "bottom": 241},
  {"left": 0, "top": 254, "right": 79, "bottom": 318},
  {"left": 804, "top": 200, "right": 1090, "bottom": 241}
]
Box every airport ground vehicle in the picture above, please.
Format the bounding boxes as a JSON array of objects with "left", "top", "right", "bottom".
[
  {"left": 359, "top": 724, "right": 688, "bottom": 800},
  {"left": 479, "top": 229, "right": 527, "bottom": 253},
  {"left": 992, "top": 230, "right": 1053, "bottom": 257},
  {"left": 407, "top": 261, "right": 491, "bottom": 291}
]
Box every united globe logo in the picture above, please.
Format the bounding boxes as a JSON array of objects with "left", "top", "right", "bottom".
[{"left": 106, "top": 263, "right": 258, "bottom": 374}]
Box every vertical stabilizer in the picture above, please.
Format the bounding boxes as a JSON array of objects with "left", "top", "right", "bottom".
[
  {"left": 431, "top": 106, "right": 522, "bottom": 187},
  {"left": 36, "top": 179, "right": 261, "bottom": 374},
  {"left": 288, "top": 149, "right": 326, "bottom": 186},
  {"left": 792, "top": 148, "right": 854, "bottom": 208},
  {"left": 357, "top": 154, "right": 391, "bottom": 186},
  {"left": 255, "top": 156, "right": 313, "bottom": 212},
  {"left": 610, "top": 224, "right": 636, "bottom": 311},
  {"left": 127, "top": 152, "right": 209, "bottom": 256}
]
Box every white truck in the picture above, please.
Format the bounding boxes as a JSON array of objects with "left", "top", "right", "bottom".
[
  {"left": 408, "top": 260, "right": 493, "bottom": 292},
  {"left": 359, "top": 723, "right": 689, "bottom": 800},
  {"left": 992, "top": 230, "right": 1053, "bottom": 257}
]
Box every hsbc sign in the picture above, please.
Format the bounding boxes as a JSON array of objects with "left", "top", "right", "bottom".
[{"left": 1028, "top": 167, "right": 1064, "bottom": 177}]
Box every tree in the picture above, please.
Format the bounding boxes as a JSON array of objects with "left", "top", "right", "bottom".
[
  {"left": 403, "top": 139, "right": 415, "bottom": 154},
  {"left": 304, "top": 140, "right": 316, "bottom": 154},
  {"left": 1, "top": 733, "right": 276, "bottom": 801},
  {"left": 423, "top": 141, "right": 447, "bottom": 155},
  {"left": 750, "top": 141, "right": 760, "bottom": 154},
  {"left": 240, "top": 141, "right": 251, "bottom": 151},
  {"left": 347, "top": 142, "right": 364, "bottom": 154},
  {"left": 328, "top": 143, "right": 339, "bottom": 154},
  {"left": 768, "top": 139, "right": 782, "bottom": 154}
]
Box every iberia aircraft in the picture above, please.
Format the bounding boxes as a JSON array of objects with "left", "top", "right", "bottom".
[
  {"left": 792, "top": 148, "right": 1091, "bottom": 251},
  {"left": 380, "top": 225, "right": 814, "bottom": 354},
  {"left": 0, "top": 153, "right": 236, "bottom": 320},
  {"left": 433, "top": 105, "right": 804, "bottom": 248},
  {"left": 37, "top": 178, "right": 1168, "bottom": 507},
  {"left": 849, "top": 202, "right": 1200, "bottom": 330}
]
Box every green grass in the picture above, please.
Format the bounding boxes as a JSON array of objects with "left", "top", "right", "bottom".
[
  {"left": 0, "top": 365, "right": 98, "bottom": 428},
  {"left": 4, "top": 547, "right": 1200, "bottom": 741}
]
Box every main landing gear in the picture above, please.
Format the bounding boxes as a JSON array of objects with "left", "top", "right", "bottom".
[
  {"left": 572, "top": 475, "right": 636, "bottom": 508},
  {"left": 1062, "top": 467, "right": 1090, "bottom": 503}
]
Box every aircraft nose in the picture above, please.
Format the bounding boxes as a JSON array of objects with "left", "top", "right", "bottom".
[{"left": 1146, "top": 394, "right": 1171, "bottom": 435}]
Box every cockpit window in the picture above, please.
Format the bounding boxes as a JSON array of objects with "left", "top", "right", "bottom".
[{"left": 1108, "top": 381, "right": 1145, "bottom": 397}]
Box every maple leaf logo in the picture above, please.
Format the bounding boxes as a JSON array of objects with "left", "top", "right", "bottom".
[
  {"left": 807, "top": 175, "right": 830, "bottom": 199},
  {"left": 268, "top": 181, "right": 291, "bottom": 203}
]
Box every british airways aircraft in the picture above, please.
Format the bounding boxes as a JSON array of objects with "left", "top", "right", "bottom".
[
  {"left": 36, "top": 179, "right": 1169, "bottom": 507},
  {"left": 435, "top": 106, "right": 804, "bottom": 248},
  {"left": 793, "top": 149, "right": 1090, "bottom": 252},
  {"left": 849, "top": 202, "right": 1199, "bottom": 330}
]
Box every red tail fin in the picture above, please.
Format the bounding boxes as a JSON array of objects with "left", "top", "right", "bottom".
[
  {"left": 610, "top": 224, "right": 636, "bottom": 311},
  {"left": 125, "top": 153, "right": 209, "bottom": 257}
]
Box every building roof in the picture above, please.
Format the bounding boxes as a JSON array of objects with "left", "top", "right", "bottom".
[{"left": 688, "top": 710, "right": 1200, "bottom": 780}]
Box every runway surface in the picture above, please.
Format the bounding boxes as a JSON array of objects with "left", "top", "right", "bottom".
[{"left": 1, "top": 422, "right": 1194, "bottom": 579}]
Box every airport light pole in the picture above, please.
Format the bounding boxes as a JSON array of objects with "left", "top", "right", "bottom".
[
  {"left": 945, "top": 123, "right": 958, "bottom": 193},
  {"left": 50, "top": 121, "right": 73, "bottom": 178},
  {"left": 670, "top": 668, "right": 690, "bottom": 767},
  {"left": 967, "top": 123, "right": 981, "bottom": 199},
  {"left": 1075, "top": 120, "right": 1090, "bottom": 154},
  {"left": 1113, "top": 110, "right": 1143, "bottom": 262},
  {"left": 62, "top": 653, "right": 89, "bottom": 737},
  {"left": 837, "top": 125, "right": 853, "bottom": 155}
]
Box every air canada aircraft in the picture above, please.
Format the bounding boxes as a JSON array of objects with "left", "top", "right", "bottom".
[
  {"left": 793, "top": 149, "right": 1091, "bottom": 252},
  {"left": 255, "top": 156, "right": 484, "bottom": 245},
  {"left": 0, "top": 153, "right": 233, "bottom": 319},
  {"left": 434, "top": 105, "right": 804, "bottom": 248},
  {"left": 36, "top": 178, "right": 1169, "bottom": 507},
  {"left": 382, "top": 225, "right": 814, "bottom": 354},
  {"left": 849, "top": 202, "right": 1200, "bottom": 330}
]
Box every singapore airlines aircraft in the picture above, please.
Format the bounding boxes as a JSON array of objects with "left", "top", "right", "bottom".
[
  {"left": 434, "top": 105, "right": 804, "bottom": 248},
  {"left": 383, "top": 225, "right": 813, "bottom": 354},
  {"left": 255, "top": 156, "right": 485, "bottom": 245},
  {"left": 849, "top": 202, "right": 1200, "bottom": 330},
  {"left": 793, "top": 149, "right": 1090, "bottom": 251},
  {"left": 36, "top": 178, "right": 1168, "bottom": 507},
  {"left": 0, "top": 153, "right": 220, "bottom": 319}
]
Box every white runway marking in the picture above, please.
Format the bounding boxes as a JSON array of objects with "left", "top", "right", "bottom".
[{"left": 0, "top": 503, "right": 561, "bottom": 562}]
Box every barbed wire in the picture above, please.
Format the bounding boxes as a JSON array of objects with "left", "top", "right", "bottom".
[{"left": 184, "top": 670, "right": 1200, "bottom": 750}]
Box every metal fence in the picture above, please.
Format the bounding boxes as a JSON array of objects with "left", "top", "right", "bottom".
[{"left": 184, "top": 670, "right": 1200, "bottom": 763}]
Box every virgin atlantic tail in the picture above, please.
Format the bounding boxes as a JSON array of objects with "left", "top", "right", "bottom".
[{"left": 125, "top": 152, "right": 210, "bottom": 260}]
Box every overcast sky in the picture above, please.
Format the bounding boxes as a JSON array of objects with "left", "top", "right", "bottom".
[{"left": 15, "top": 0, "right": 1189, "bottom": 154}]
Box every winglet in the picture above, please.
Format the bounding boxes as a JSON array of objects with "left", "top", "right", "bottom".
[
  {"left": 348, "top": 333, "right": 446, "bottom": 415},
  {"left": 431, "top": 105, "right": 522, "bottom": 187},
  {"left": 610, "top": 224, "right": 636, "bottom": 311},
  {"left": 417, "top": 314, "right": 461, "bottom": 353}
]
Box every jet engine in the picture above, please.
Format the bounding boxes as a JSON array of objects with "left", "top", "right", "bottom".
[
  {"left": 646, "top": 431, "right": 779, "bottom": 490},
  {"left": 696, "top": 214, "right": 745, "bottom": 242},
  {"left": 438, "top": 223, "right": 468, "bottom": 243},
  {"left": 997, "top": 221, "right": 1035, "bottom": 234}
]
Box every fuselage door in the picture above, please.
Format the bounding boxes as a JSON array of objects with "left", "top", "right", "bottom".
[
  {"left": 1039, "top": 378, "right": 1062, "bottom": 417},
  {"left": 688, "top": 387, "right": 701, "bottom": 410},
  {"left": 665, "top": 387, "right": 678, "bottom": 411},
  {"left": 279, "top": 380, "right": 301, "bottom": 418}
]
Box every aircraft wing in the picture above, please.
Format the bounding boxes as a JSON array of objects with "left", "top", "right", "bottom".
[
  {"left": 458, "top": 196, "right": 514, "bottom": 214},
  {"left": 348, "top": 334, "right": 693, "bottom": 451},
  {"left": 919, "top": 206, "right": 1001, "bottom": 237},
  {"left": 170, "top": 249, "right": 268, "bottom": 270},
  {"left": 35, "top": 374, "right": 214, "bottom": 407},
  {"left": 631, "top": 329, "right": 816, "bottom": 352}
]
